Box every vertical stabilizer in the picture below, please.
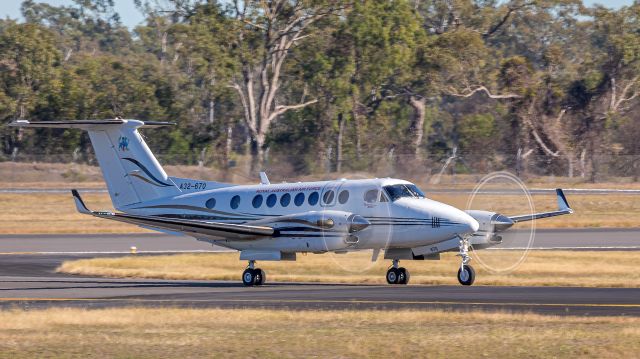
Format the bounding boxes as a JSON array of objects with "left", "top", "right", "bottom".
[{"left": 10, "top": 119, "right": 181, "bottom": 209}]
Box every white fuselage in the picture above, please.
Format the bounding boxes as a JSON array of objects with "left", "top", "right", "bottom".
[{"left": 122, "top": 178, "right": 479, "bottom": 253}]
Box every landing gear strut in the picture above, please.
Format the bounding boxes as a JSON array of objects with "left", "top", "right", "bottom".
[
  {"left": 456, "top": 236, "right": 475, "bottom": 286},
  {"left": 386, "top": 259, "right": 410, "bottom": 285},
  {"left": 242, "top": 260, "right": 266, "bottom": 286}
]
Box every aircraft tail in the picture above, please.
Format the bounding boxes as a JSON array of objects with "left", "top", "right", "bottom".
[{"left": 10, "top": 119, "right": 181, "bottom": 210}]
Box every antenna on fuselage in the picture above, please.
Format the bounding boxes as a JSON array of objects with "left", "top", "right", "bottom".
[{"left": 259, "top": 172, "right": 270, "bottom": 185}]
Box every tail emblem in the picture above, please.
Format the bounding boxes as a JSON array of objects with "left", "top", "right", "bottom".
[
  {"left": 118, "top": 136, "right": 129, "bottom": 151},
  {"left": 123, "top": 157, "right": 173, "bottom": 187}
]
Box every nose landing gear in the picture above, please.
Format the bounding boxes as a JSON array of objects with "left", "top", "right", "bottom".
[
  {"left": 456, "top": 236, "right": 475, "bottom": 286},
  {"left": 242, "top": 260, "right": 266, "bottom": 286},
  {"left": 386, "top": 259, "right": 410, "bottom": 285}
]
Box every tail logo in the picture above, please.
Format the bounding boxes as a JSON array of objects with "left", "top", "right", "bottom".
[{"left": 118, "top": 136, "right": 129, "bottom": 151}]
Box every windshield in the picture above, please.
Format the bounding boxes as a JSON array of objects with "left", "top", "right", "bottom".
[{"left": 383, "top": 184, "right": 426, "bottom": 201}]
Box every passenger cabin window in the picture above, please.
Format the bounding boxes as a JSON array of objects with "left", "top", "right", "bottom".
[
  {"left": 266, "top": 194, "right": 277, "bottom": 208},
  {"left": 230, "top": 195, "right": 241, "bottom": 209},
  {"left": 383, "top": 184, "right": 426, "bottom": 201},
  {"left": 252, "top": 194, "right": 263, "bottom": 208},
  {"left": 308, "top": 192, "right": 319, "bottom": 205},
  {"left": 364, "top": 190, "right": 378, "bottom": 203},
  {"left": 294, "top": 193, "right": 305, "bottom": 206},
  {"left": 205, "top": 198, "right": 216, "bottom": 209},
  {"left": 338, "top": 190, "right": 349, "bottom": 204},
  {"left": 280, "top": 193, "right": 291, "bottom": 207},
  {"left": 323, "top": 190, "right": 335, "bottom": 204}
]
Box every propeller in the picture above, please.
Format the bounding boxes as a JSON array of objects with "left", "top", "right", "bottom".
[{"left": 465, "top": 171, "right": 537, "bottom": 274}]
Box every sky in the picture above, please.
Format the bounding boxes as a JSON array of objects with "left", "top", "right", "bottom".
[
  {"left": 1, "top": 0, "right": 636, "bottom": 29},
  {"left": 2, "top": 0, "right": 145, "bottom": 28}
]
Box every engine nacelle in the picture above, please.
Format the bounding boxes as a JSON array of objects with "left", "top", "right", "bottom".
[
  {"left": 465, "top": 210, "right": 514, "bottom": 245},
  {"left": 249, "top": 210, "right": 370, "bottom": 250}
]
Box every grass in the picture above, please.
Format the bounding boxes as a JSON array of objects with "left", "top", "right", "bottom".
[
  {"left": 0, "top": 193, "right": 149, "bottom": 234},
  {"left": 1, "top": 189, "right": 640, "bottom": 233},
  {"left": 0, "top": 307, "right": 639, "bottom": 358},
  {"left": 58, "top": 250, "right": 640, "bottom": 287}
]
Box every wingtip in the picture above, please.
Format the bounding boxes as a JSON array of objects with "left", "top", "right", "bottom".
[
  {"left": 8, "top": 120, "right": 29, "bottom": 127},
  {"left": 555, "top": 188, "right": 572, "bottom": 211},
  {"left": 71, "top": 189, "right": 91, "bottom": 214}
]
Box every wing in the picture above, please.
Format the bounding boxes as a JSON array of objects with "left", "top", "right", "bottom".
[
  {"left": 72, "top": 190, "right": 273, "bottom": 239},
  {"left": 508, "top": 188, "right": 574, "bottom": 223}
]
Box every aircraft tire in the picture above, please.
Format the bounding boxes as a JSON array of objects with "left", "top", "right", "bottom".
[
  {"left": 255, "top": 268, "right": 266, "bottom": 286},
  {"left": 242, "top": 268, "right": 256, "bottom": 286},
  {"left": 397, "top": 267, "right": 410, "bottom": 285},
  {"left": 386, "top": 268, "right": 399, "bottom": 284},
  {"left": 457, "top": 265, "right": 475, "bottom": 286}
]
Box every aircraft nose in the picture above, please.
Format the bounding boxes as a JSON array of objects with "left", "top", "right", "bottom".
[{"left": 456, "top": 210, "right": 479, "bottom": 234}]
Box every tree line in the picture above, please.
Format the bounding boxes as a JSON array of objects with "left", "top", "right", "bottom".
[{"left": 1, "top": 0, "right": 639, "bottom": 180}]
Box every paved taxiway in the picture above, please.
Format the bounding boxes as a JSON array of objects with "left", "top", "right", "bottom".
[
  {"left": 1, "top": 228, "right": 639, "bottom": 254},
  {"left": 1, "top": 254, "right": 640, "bottom": 316},
  {"left": 0, "top": 228, "right": 638, "bottom": 316}
]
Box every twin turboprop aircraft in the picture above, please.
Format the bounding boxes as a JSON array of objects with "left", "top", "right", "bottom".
[{"left": 11, "top": 119, "right": 573, "bottom": 286}]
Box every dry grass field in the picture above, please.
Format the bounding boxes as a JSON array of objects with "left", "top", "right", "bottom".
[
  {"left": 0, "top": 190, "right": 638, "bottom": 233},
  {"left": 2, "top": 161, "right": 640, "bottom": 232},
  {"left": 0, "top": 193, "right": 150, "bottom": 234},
  {"left": 58, "top": 250, "right": 640, "bottom": 287},
  {"left": 0, "top": 307, "right": 639, "bottom": 358}
]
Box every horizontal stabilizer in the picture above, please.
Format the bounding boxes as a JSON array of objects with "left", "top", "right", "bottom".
[{"left": 9, "top": 119, "right": 174, "bottom": 129}]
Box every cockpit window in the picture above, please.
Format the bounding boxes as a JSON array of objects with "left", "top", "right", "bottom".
[
  {"left": 406, "top": 184, "right": 426, "bottom": 198},
  {"left": 383, "top": 184, "right": 426, "bottom": 201}
]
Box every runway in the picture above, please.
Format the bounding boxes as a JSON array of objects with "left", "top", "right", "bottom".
[
  {"left": 1, "top": 227, "right": 639, "bottom": 254},
  {"left": 0, "top": 254, "right": 639, "bottom": 316},
  {"left": 0, "top": 230, "right": 638, "bottom": 316}
]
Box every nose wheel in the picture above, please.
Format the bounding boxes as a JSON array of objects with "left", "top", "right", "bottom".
[
  {"left": 386, "top": 259, "right": 410, "bottom": 285},
  {"left": 457, "top": 265, "right": 475, "bottom": 285},
  {"left": 456, "top": 235, "right": 475, "bottom": 286},
  {"left": 242, "top": 261, "right": 266, "bottom": 286}
]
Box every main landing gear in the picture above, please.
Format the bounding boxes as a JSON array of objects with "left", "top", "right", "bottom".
[
  {"left": 242, "top": 260, "right": 266, "bottom": 286},
  {"left": 456, "top": 236, "right": 475, "bottom": 286},
  {"left": 386, "top": 259, "right": 410, "bottom": 285}
]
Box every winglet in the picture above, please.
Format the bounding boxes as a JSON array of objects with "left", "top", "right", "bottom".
[
  {"left": 71, "top": 189, "right": 92, "bottom": 214},
  {"left": 556, "top": 188, "right": 572, "bottom": 213}
]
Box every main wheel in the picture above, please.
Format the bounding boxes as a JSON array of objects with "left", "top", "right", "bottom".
[
  {"left": 457, "top": 265, "right": 475, "bottom": 286},
  {"left": 397, "top": 267, "right": 410, "bottom": 285},
  {"left": 242, "top": 268, "right": 256, "bottom": 286},
  {"left": 386, "top": 268, "right": 399, "bottom": 284},
  {"left": 254, "top": 268, "right": 266, "bottom": 286}
]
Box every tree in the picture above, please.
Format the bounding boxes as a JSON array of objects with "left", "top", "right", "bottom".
[
  {"left": 224, "top": 0, "right": 342, "bottom": 169},
  {"left": 0, "top": 22, "right": 62, "bottom": 155}
]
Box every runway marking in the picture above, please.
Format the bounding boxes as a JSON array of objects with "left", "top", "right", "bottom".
[
  {"left": 489, "top": 246, "right": 640, "bottom": 250},
  {"left": 0, "top": 297, "right": 639, "bottom": 309},
  {"left": 0, "top": 250, "right": 231, "bottom": 255},
  {"left": 1, "top": 247, "right": 637, "bottom": 255}
]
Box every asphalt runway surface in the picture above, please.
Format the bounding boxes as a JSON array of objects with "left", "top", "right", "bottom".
[
  {"left": 1, "top": 228, "right": 639, "bottom": 254},
  {"left": 0, "top": 229, "right": 639, "bottom": 316}
]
